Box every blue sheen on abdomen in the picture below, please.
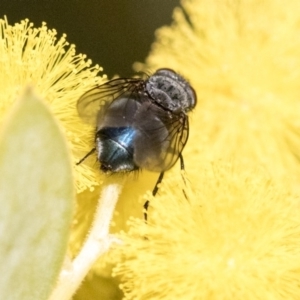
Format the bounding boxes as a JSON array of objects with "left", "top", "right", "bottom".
[{"left": 96, "top": 126, "right": 137, "bottom": 172}]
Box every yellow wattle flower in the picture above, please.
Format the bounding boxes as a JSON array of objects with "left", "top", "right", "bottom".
[
  {"left": 0, "top": 17, "right": 105, "bottom": 193},
  {"left": 112, "top": 163, "right": 300, "bottom": 300},
  {"left": 135, "top": 0, "right": 300, "bottom": 191}
]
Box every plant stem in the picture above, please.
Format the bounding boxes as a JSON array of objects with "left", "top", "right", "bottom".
[{"left": 49, "top": 183, "right": 122, "bottom": 300}]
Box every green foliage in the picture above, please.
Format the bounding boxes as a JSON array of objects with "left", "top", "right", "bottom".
[{"left": 0, "top": 89, "right": 74, "bottom": 300}]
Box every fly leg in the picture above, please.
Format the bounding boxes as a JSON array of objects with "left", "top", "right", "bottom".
[
  {"left": 76, "top": 148, "right": 96, "bottom": 165},
  {"left": 179, "top": 153, "right": 189, "bottom": 200},
  {"left": 143, "top": 171, "right": 164, "bottom": 222}
]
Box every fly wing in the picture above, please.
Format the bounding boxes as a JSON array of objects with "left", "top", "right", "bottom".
[
  {"left": 133, "top": 100, "right": 189, "bottom": 172},
  {"left": 77, "top": 78, "right": 144, "bottom": 125}
]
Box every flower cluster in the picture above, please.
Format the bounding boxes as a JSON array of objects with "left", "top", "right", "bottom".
[
  {"left": 113, "top": 163, "right": 300, "bottom": 299},
  {"left": 0, "top": 17, "right": 105, "bottom": 192}
]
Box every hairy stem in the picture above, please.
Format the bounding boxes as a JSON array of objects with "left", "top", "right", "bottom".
[{"left": 49, "top": 183, "right": 122, "bottom": 300}]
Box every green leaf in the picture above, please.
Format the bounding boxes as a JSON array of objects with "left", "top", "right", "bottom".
[{"left": 0, "top": 88, "right": 74, "bottom": 300}]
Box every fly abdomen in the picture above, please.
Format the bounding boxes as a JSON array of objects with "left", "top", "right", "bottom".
[{"left": 96, "top": 127, "right": 138, "bottom": 173}]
